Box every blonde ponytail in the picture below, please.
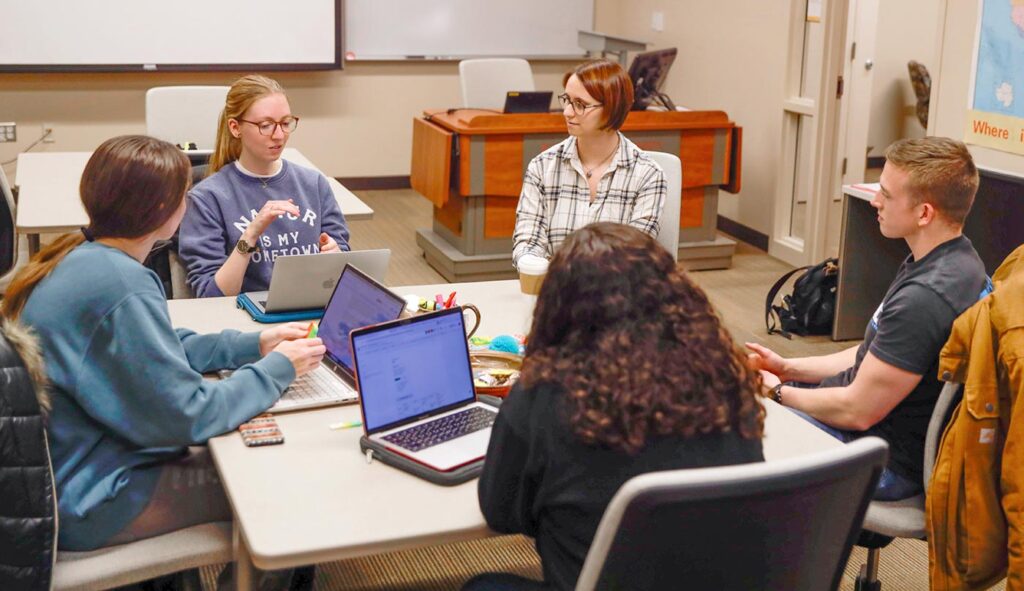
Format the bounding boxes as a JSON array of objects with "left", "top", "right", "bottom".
[{"left": 207, "top": 75, "right": 286, "bottom": 175}]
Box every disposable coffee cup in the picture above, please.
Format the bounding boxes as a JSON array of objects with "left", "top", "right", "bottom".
[{"left": 517, "top": 255, "right": 549, "bottom": 295}]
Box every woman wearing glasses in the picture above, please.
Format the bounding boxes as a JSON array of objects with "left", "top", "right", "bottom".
[
  {"left": 179, "top": 74, "right": 350, "bottom": 297},
  {"left": 512, "top": 59, "right": 667, "bottom": 268}
]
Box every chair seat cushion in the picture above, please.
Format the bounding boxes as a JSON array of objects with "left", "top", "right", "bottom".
[
  {"left": 53, "top": 522, "right": 232, "bottom": 591},
  {"left": 862, "top": 494, "right": 926, "bottom": 539}
]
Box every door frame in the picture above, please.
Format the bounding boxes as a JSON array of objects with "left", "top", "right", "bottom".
[{"left": 770, "top": 0, "right": 851, "bottom": 267}]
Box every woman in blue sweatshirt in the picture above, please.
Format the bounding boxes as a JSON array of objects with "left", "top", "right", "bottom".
[
  {"left": 1, "top": 135, "right": 326, "bottom": 551},
  {"left": 178, "top": 74, "right": 351, "bottom": 297}
]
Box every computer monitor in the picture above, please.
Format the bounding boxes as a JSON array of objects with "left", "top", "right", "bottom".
[{"left": 628, "top": 48, "right": 678, "bottom": 111}]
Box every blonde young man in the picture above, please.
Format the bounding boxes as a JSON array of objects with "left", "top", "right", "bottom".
[{"left": 748, "top": 137, "right": 988, "bottom": 501}]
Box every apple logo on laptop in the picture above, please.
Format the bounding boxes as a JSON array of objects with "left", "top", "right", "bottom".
[{"left": 322, "top": 278, "right": 336, "bottom": 290}]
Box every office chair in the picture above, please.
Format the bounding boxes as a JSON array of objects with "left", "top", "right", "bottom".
[
  {"left": 853, "top": 381, "right": 962, "bottom": 590},
  {"left": 0, "top": 319, "right": 234, "bottom": 591},
  {"left": 575, "top": 437, "right": 888, "bottom": 591},
  {"left": 645, "top": 152, "right": 682, "bottom": 261},
  {"left": 0, "top": 166, "right": 19, "bottom": 290},
  {"left": 907, "top": 61, "right": 931, "bottom": 129},
  {"left": 54, "top": 523, "right": 233, "bottom": 591},
  {"left": 459, "top": 59, "right": 535, "bottom": 111},
  {"left": 145, "top": 86, "right": 230, "bottom": 150}
]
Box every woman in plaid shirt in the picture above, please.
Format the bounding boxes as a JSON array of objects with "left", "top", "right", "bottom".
[{"left": 512, "top": 59, "right": 668, "bottom": 267}]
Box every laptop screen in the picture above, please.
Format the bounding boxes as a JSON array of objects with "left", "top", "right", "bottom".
[
  {"left": 317, "top": 265, "right": 406, "bottom": 375},
  {"left": 352, "top": 308, "right": 476, "bottom": 433}
]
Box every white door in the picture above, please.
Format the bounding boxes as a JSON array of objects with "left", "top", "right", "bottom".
[
  {"left": 770, "top": 0, "right": 851, "bottom": 267},
  {"left": 827, "top": 0, "right": 880, "bottom": 256}
]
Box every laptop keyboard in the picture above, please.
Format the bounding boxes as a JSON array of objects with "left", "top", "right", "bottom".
[
  {"left": 382, "top": 406, "right": 496, "bottom": 452},
  {"left": 270, "top": 367, "right": 355, "bottom": 412}
]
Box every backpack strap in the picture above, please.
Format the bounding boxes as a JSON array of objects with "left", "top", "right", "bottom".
[{"left": 765, "top": 265, "right": 810, "bottom": 338}]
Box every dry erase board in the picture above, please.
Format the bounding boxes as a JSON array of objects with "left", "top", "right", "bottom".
[
  {"left": 344, "top": 0, "right": 593, "bottom": 60},
  {"left": 0, "top": 0, "right": 341, "bottom": 72}
]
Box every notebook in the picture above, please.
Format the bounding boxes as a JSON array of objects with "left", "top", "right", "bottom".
[
  {"left": 503, "top": 91, "right": 554, "bottom": 114},
  {"left": 265, "top": 264, "right": 407, "bottom": 413},
  {"left": 244, "top": 249, "right": 390, "bottom": 314},
  {"left": 352, "top": 307, "right": 498, "bottom": 472}
]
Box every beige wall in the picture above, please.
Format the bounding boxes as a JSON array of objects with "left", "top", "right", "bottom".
[
  {"left": 594, "top": 0, "right": 792, "bottom": 234},
  {"left": 932, "top": 0, "right": 1023, "bottom": 174},
  {"left": 865, "top": 0, "right": 941, "bottom": 156},
  {"left": 0, "top": 62, "right": 581, "bottom": 180}
]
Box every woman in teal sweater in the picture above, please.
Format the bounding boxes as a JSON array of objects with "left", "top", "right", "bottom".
[{"left": 2, "top": 135, "right": 326, "bottom": 552}]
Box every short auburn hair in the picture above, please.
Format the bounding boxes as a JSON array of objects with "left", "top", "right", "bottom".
[
  {"left": 563, "top": 59, "right": 634, "bottom": 131},
  {"left": 884, "top": 137, "right": 979, "bottom": 226}
]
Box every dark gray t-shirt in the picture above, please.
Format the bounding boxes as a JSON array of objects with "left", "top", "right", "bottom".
[{"left": 820, "top": 235, "right": 986, "bottom": 483}]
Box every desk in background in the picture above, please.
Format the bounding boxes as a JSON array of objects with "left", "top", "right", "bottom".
[
  {"left": 14, "top": 148, "right": 374, "bottom": 256},
  {"left": 410, "top": 110, "right": 742, "bottom": 281},
  {"left": 169, "top": 279, "right": 840, "bottom": 590},
  {"left": 833, "top": 169, "right": 1024, "bottom": 340}
]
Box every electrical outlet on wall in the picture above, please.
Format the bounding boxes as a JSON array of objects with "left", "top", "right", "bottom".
[
  {"left": 0, "top": 122, "right": 15, "bottom": 143},
  {"left": 42, "top": 123, "right": 55, "bottom": 143},
  {"left": 651, "top": 11, "right": 664, "bottom": 32}
]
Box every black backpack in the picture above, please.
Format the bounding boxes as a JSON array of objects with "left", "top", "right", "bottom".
[{"left": 765, "top": 258, "right": 839, "bottom": 338}]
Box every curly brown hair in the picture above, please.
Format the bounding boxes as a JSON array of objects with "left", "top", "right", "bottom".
[{"left": 520, "top": 222, "right": 764, "bottom": 454}]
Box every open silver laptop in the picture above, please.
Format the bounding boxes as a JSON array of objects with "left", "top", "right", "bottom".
[
  {"left": 245, "top": 249, "right": 390, "bottom": 313},
  {"left": 266, "top": 264, "right": 406, "bottom": 413},
  {"left": 352, "top": 307, "right": 498, "bottom": 472}
]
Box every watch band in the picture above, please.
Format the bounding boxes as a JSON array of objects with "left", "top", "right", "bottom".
[
  {"left": 770, "top": 383, "right": 784, "bottom": 405},
  {"left": 236, "top": 238, "right": 259, "bottom": 254}
]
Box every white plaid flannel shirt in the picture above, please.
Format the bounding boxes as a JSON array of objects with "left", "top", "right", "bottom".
[{"left": 512, "top": 133, "right": 667, "bottom": 266}]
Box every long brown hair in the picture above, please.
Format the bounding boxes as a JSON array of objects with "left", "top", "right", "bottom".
[
  {"left": 521, "top": 222, "right": 764, "bottom": 454},
  {"left": 208, "top": 74, "right": 286, "bottom": 174},
  {"left": 1, "top": 135, "right": 190, "bottom": 319}
]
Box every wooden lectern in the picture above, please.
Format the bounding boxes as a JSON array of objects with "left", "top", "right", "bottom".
[{"left": 411, "top": 109, "right": 742, "bottom": 281}]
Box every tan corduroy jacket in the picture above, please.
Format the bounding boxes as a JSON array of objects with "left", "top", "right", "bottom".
[{"left": 928, "top": 244, "right": 1024, "bottom": 591}]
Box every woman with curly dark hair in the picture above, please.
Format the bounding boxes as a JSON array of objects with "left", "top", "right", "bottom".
[{"left": 467, "top": 222, "right": 765, "bottom": 591}]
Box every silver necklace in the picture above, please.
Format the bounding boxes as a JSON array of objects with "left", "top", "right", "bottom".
[{"left": 583, "top": 139, "right": 620, "bottom": 179}]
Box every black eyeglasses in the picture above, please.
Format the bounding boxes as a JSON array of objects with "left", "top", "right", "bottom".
[
  {"left": 237, "top": 117, "right": 300, "bottom": 136},
  {"left": 558, "top": 93, "right": 602, "bottom": 116}
]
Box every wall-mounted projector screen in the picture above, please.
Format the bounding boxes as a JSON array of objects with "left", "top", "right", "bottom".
[{"left": 0, "top": 0, "right": 341, "bottom": 72}]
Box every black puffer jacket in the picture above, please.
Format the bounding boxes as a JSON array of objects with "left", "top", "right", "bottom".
[{"left": 0, "top": 318, "right": 55, "bottom": 590}]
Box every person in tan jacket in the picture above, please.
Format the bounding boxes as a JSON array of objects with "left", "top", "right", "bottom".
[{"left": 929, "top": 243, "right": 1024, "bottom": 591}]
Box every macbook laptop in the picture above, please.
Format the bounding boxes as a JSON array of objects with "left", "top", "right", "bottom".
[
  {"left": 503, "top": 91, "right": 554, "bottom": 114},
  {"left": 245, "top": 249, "right": 390, "bottom": 314},
  {"left": 265, "top": 264, "right": 407, "bottom": 413},
  {"left": 352, "top": 307, "right": 498, "bottom": 472}
]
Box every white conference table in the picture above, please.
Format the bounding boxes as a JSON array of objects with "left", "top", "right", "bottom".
[
  {"left": 167, "top": 279, "right": 842, "bottom": 590},
  {"left": 14, "top": 147, "right": 373, "bottom": 255}
]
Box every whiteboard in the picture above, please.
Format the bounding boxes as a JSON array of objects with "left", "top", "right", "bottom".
[
  {"left": 0, "top": 0, "right": 340, "bottom": 72},
  {"left": 344, "top": 0, "right": 593, "bottom": 60}
]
